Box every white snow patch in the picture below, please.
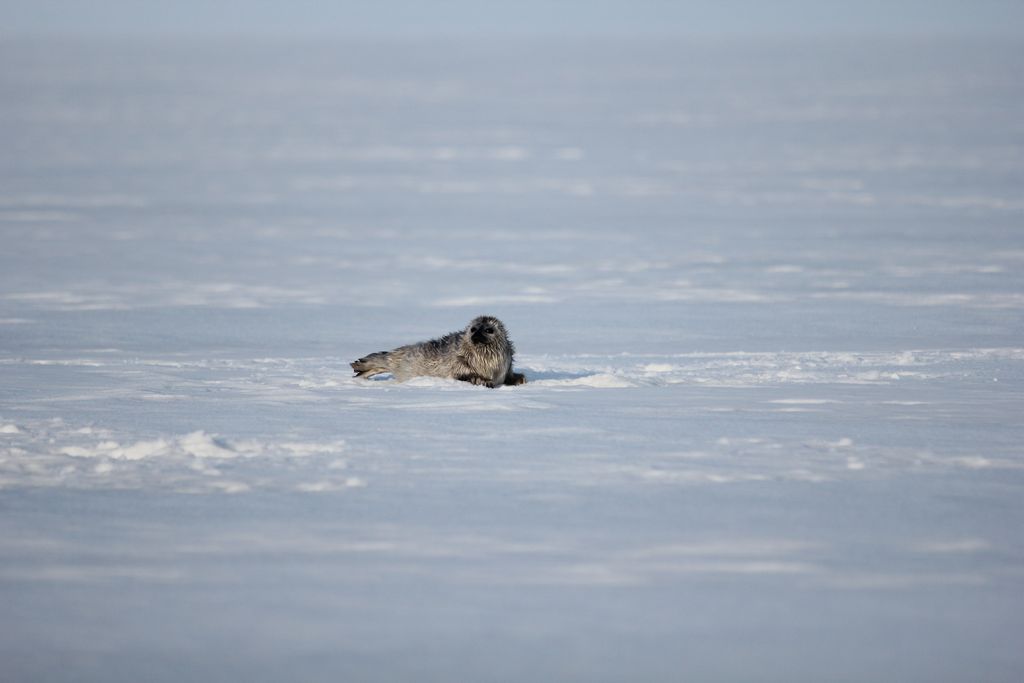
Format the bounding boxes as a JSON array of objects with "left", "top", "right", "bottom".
[
  {"left": 60, "top": 439, "right": 169, "bottom": 460},
  {"left": 534, "top": 373, "right": 638, "bottom": 388},
  {"left": 179, "top": 432, "right": 240, "bottom": 459},
  {"left": 655, "top": 287, "right": 773, "bottom": 303},
  {"left": 298, "top": 378, "right": 346, "bottom": 389},
  {"left": 394, "top": 400, "right": 519, "bottom": 411},
  {"left": 432, "top": 293, "right": 557, "bottom": 307},
  {"left": 204, "top": 481, "right": 251, "bottom": 494},
  {"left": 489, "top": 146, "right": 529, "bottom": 161},
  {"left": 0, "top": 420, "right": 359, "bottom": 492},
  {"left": 951, "top": 456, "right": 993, "bottom": 469},
  {"left": 553, "top": 147, "right": 584, "bottom": 160},
  {"left": 295, "top": 477, "right": 366, "bottom": 493},
  {"left": 913, "top": 539, "right": 992, "bottom": 554},
  {"left": 401, "top": 376, "right": 475, "bottom": 389},
  {"left": 642, "top": 363, "right": 676, "bottom": 373},
  {"left": 280, "top": 440, "right": 346, "bottom": 457},
  {"left": 2, "top": 283, "right": 328, "bottom": 311}
]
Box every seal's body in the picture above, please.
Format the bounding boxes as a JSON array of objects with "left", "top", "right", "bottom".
[{"left": 351, "top": 316, "right": 526, "bottom": 388}]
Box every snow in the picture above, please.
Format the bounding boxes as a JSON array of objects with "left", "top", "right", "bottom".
[{"left": 1, "top": 36, "right": 1024, "bottom": 682}]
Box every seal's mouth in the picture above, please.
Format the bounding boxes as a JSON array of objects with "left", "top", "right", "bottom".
[{"left": 471, "top": 332, "right": 488, "bottom": 345}]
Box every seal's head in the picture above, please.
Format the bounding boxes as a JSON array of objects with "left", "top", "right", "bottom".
[{"left": 467, "top": 315, "right": 507, "bottom": 346}]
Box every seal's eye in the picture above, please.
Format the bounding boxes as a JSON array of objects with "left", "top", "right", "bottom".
[
  {"left": 485, "top": 327, "right": 495, "bottom": 334},
  {"left": 470, "top": 327, "right": 478, "bottom": 333}
]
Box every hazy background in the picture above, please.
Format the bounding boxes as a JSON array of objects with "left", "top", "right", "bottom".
[{"left": 4, "top": 0, "right": 1024, "bottom": 38}]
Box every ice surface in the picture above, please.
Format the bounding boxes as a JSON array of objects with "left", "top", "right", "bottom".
[{"left": 1, "top": 37, "right": 1023, "bottom": 682}]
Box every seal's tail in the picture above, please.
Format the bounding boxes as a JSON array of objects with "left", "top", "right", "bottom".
[{"left": 351, "top": 351, "right": 391, "bottom": 378}]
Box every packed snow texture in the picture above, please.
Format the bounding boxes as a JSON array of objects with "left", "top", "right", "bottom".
[{"left": 1, "top": 38, "right": 1023, "bottom": 682}]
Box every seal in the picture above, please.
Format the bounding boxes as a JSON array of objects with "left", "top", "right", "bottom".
[{"left": 351, "top": 315, "right": 526, "bottom": 388}]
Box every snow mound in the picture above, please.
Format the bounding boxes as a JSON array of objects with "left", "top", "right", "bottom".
[
  {"left": 2, "top": 422, "right": 351, "bottom": 493},
  {"left": 179, "top": 431, "right": 240, "bottom": 459},
  {"left": 60, "top": 438, "right": 169, "bottom": 460}
]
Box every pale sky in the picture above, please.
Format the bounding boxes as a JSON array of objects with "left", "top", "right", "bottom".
[{"left": 3, "top": 0, "right": 1024, "bottom": 38}]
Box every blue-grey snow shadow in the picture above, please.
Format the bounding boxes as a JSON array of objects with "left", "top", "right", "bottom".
[
  {"left": 356, "top": 369, "right": 599, "bottom": 384},
  {"left": 521, "top": 369, "right": 592, "bottom": 381},
  {"left": 360, "top": 370, "right": 591, "bottom": 382},
  {"left": 363, "top": 373, "right": 394, "bottom": 381}
]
